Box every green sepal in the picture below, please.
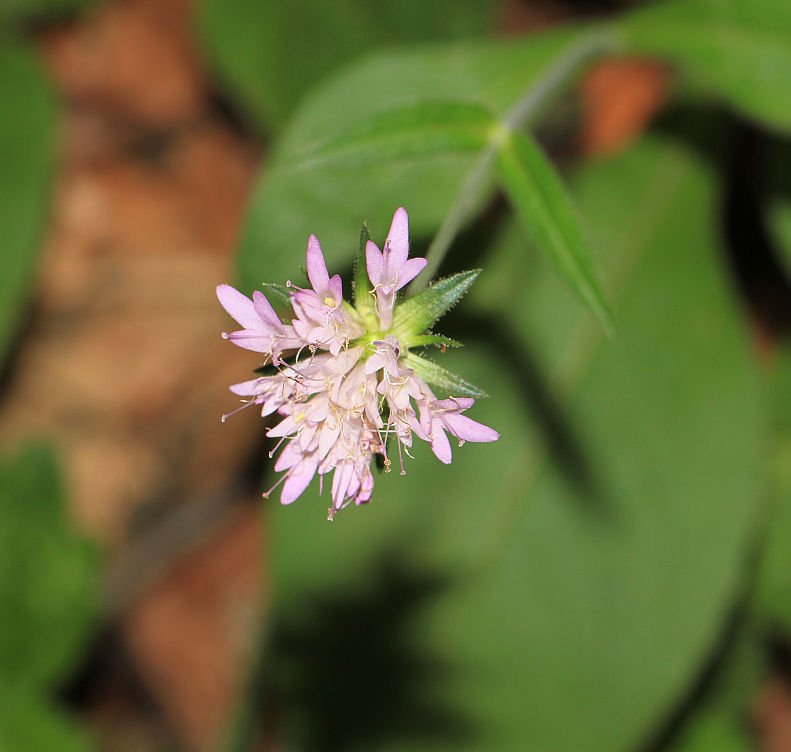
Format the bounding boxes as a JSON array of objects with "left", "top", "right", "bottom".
[
  {"left": 392, "top": 269, "right": 480, "bottom": 338},
  {"left": 260, "top": 282, "right": 292, "bottom": 319},
  {"left": 253, "top": 362, "right": 279, "bottom": 376},
  {"left": 404, "top": 332, "right": 463, "bottom": 350},
  {"left": 353, "top": 222, "right": 377, "bottom": 327},
  {"left": 403, "top": 352, "right": 487, "bottom": 399}
]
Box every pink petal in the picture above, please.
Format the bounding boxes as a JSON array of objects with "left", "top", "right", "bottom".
[
  {"left": 216, "top": 284, "right": 262, "bottom": 330},
  {"left": 252, "top": 291, "right": 283, "bottom": 331},
  {"left": 281, "top": 460, "right": 318, "bottom": 505},
  {"left": 225, "top": 330, "right": 274, "bottom": 353},
  {"left": 365, "top": 240, "right": 385, "bottom": 286},
  {"left": 274, "top": 441, "right": 303, "bottom": 472},
  {"left": 356, "top": 470, "right": 374, "bottom": 504},
  {"left": 443, "top": 413, "right": 499, "bottom": 443},
  {"left": 431, "top": 422, "right": 453, "bottom": 464},
  {"left": 331, "top": 462, "right": 355, "bottom": 508},
  {"left": 306, "top": 234, "right": 330, "bottom": 292},
  {"left": 394, "top": 256, "right": 427, "bottom": 290},
  {"left": 328, "top": 274, "right": 343, "bottom": 304},
  {"left": 385, "top": 207, "right": 409, "bottom": 267},
  {"left": 318, "top": 423, "right": 341, "bottom": 458},
  {"left": 434, "top": 397, "right": 474, "bottom": 411},
  {"left": 229, "top": 377, "right": 265, "bottom": 395}
]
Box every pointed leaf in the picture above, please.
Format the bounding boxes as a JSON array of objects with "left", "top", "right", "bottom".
[
  {"left": 408, "top": 333, "right": 463, "bottom": 350},
  {"left": 392, "top": 270, "right": 479, "bottom": 339},
  {"left": 402, "top": 352, "right": 487, "bottom": 399},
  {"left": 258, "top": 282, "right": 292, "bottom": 319},
  {"left": 496, "top": 129, "right": 614, "bottom": 334}
]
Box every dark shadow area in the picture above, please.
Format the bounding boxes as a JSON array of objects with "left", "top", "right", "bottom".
[
  {"left": 653, "top": 106, "right": 791, "bottom": 337},
  {"left": 61, "top": 627, "right": 184, "bottom": 752},
  {"left": 265, "top": 556, "right": 476, "bottom": 752},
  {"left": 722, "top": 129, "right": 791, "bottom": 337},
  {"left": 640, "top": 595, "right": 754, "bottom": 752},
  {"left": 638, "top": 523, "right": 767, "bottom": 750}
]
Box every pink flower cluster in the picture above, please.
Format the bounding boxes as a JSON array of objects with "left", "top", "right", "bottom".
[{"left": 218, "top": 208, "right": 498, "bottom": 520}]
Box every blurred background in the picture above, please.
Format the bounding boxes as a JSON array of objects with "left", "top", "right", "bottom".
[{"left": 2, "top": 0, "right": 791, "bottom": 750}]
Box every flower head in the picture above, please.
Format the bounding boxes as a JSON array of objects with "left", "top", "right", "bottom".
[{"left": 218, "top": 208, "right": 498, "bottom": 520}]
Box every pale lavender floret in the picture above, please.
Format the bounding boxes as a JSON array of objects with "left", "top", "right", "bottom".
[
  {"left": 216, "top": 284, "right": 284, "bottom": 353},
  {"left": 288, "top": 235, "right": 362, "bottom": 355},
  {"left": 217, "top": 208, "right": 499, "bottom": 519},
  {"left": 365, "top": 207, "right": 427, "bottom": 329},
  {"left": 306, "top": 234, "right": 344, "bottom": 306},
  {"left": 422, "top": 397, "right": 500, "bottom": 465}
]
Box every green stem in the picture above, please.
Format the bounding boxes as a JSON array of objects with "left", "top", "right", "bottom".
[{"left": 409, "top": 27, "right": 620, "bottom": 293}]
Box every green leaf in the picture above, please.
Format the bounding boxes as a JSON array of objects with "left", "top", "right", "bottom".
[
  {"left": 235, "top": 26, "right": 605, "bottom": 292},
  {"left": 0, "top": 692, "right": 94, "bottom": 752},
  {"left": 0, "top": 445, "right": 98, "bottom": 694},
  {"left": 402, "top": 352, "right": 487, "bottom": 399},
  {"left": 393, "top": 270, "right": 479, "bottom": 341},
  {"left": 496, "top": 129, "right": 614, "bottom": 334},
  {"left": 267, "top": 133, "right": 764, "bottom": 751},
  {"left": 257, "top": 282, "right": 293, "bottom": 320},
  {"left": 620, "top": 0, "right": 791, "bottom": 133},
  {"left": 197, "top": 0, "right": 496, "bottom": 131},
  {"left": 0, "top": 42, "right": 57, "bottom": 365},
  {"left": 408, "top": 333, "right": 463, "bottom": 350},
  {"left": 752, "top": 348, "right": 791, "bottom": 631},
  {"left": 284, "top": 102, "right": 495, "bottom": 174}
]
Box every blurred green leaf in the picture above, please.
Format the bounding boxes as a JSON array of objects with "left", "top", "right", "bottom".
[
  {"left": 620, "top": 0, "right": 791, "bottom": 133},
  {"left": 284, "top": 102, "right": 495, "bottom": 173},
  {"left": 496, "top": 129, "right": 614, "bottom": 333},
  {"left": 197, "top": 0, "right": 495, "bottom": 131},
  {"left": 661, "top": 351, "right": 791, "bottom": 752},
  {"left": 0, "top": 42, "right": 56, "bottom": 365},
  {"left": 267, "top": 133, "right": 764, "bottom": 751},
  {"left": 0, "top": 692, "right": 93, "bottom": 752},
  {"left": 752, "top": 348, "right": 791, "bottom": 631},
  {"left": 236, "top": 27, "right": 609, "bottom": 301},
  {"left": 0, "top": 445, "right": 98, "bottom": 695}
]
